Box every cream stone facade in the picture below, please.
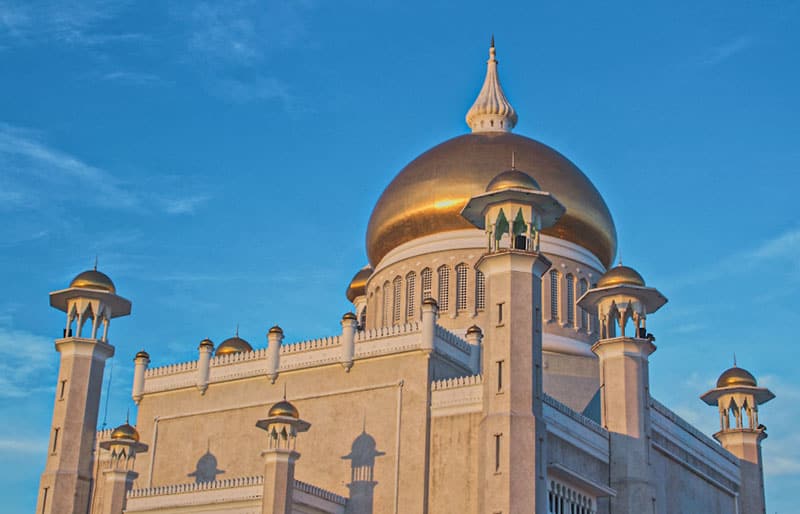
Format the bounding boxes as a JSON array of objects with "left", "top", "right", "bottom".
[{"left": 36, "top": 42, "right": 774, "bottom": 514}]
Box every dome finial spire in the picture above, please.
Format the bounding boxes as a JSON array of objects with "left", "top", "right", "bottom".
[{"left": 465, "top": 38, "right": 518, "bottom": 133}]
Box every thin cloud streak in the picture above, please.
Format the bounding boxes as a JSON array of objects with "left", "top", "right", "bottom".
[{"left": 700, "top": 36, "right": 753, "bottom": 66}]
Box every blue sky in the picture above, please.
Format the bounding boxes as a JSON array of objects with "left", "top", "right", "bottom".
[{"left": 1, "top": 1, "right": 798, "bottom": 512}]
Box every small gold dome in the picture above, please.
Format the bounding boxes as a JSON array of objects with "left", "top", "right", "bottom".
[
  {"left": 466, "top": 325, "right": 482, "bottom": 335},
  {"left": 342, "top": 312, "right": 357, "bottom": 321},
  {"left": 269, "top": 325, "right": 283, "bottom": 335},
  {"left": 135, "top": 350, "right": 150, "bottom": 360},
  {"left": 199, "top": 338, "right": 214, "bottom": 349},
  {"left": 485, "top": 169, "right": 540, "bottom": 192},
  {"left": 717, "top": 367, "right": 757, "bottom": 388},
  {"left": 268, "top": 400, "right": 299, "bottom": 419},
  {"left": 70, "top": 269, "right": 116, "bottom": 293},
  {"left": 110, "top": 423, "right": 139, "bottom": 442},
  {"left": 346, "top": 266, "right": 373, "bottom": 302},
  {"left": 215, "top": 336, "right": 252, "bottom": 356},
  {"left": 596, "top": 265, "right": 645, "bottom": 288}
]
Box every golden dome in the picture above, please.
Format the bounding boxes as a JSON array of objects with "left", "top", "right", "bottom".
[
  {"left": 345, "top": 266, "right": 373, "bottom": 302},
  {"left": 268, "top": 400, "right": 299, "bottom": 419},
  {"left": 366, "top": 133, "right": 617, "bottom": 268},
  {"left": 485, "top": 169, "right": 540, "bottom": 192},
  {"left": 110, "top": 423, "right": 139, "bottom": 442},
  {"left": 135, "top": 350, "right": 150, "bottom": 360},
  {"left": 596, "top": 265, "right": 645, "bottom": 288},
  {"left": 717, "top": 367, "right": 757, "bottom": 388},
  {"left": 215, "top": 336, "right": 252, "bottom": 356},
  {"left": 69, "top": 269, "right": 116, "bottom": 293}
]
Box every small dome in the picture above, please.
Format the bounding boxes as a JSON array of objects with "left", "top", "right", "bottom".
[
  {"left": 596, "top": 265, "right": 645, "bottom": 288},
  {"left": 466, "top": 325, "right": 482, "bottom": 335},
  {"left": 199, "top": 338, "right": 214, "bottom": 349},
  {"left": 268, "top": 400, "right": 299, "bottom": 419},
  {"left": 135, "top": 350, "right": 150, "bottom": 360},
  {"left": 346, "top": 266, "right": 373, "bottom": 302},
  {"left": 69, "top": 269, "right": 116, "bottom": 293},
  {"left": 215, "top": 336, "right": 252, "bottom": 356},
  {"left": 110, "top": 423, "right": 139, "bottom": 442},
  {"left": 342, "top": 312, "right": 357, "bottom": 321},
  {"left": 717, "top": 366, "right": 757, "bottom": 388},
  {"left": 485, "top": 169, "right": 540, "bottom": 193},
  {"left": 268, "top": 325, "right": 283, "bottom": 335}
]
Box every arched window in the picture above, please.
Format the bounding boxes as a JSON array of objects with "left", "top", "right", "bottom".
[
  {"left": 382, "top": 282, "right": 390, "bottom": 327},
  {"left": 566, "top": 273, "right": 575, "bottom": 327},
  {"left": 549, "top": 270, "right": 559, "bottom": 322},
  {"left": 456, "top": 263, "right": 468, "bottom": 311},
  {"left": 475, "top": 270, "right": 486, "bottom": 310},
  {"left": 579, "top": 279, "right": 589, "bottom": 330},
  {"left": 406, "top": 272, "right": 416, "bottom": 319},
  {"left": 359, "top": 307, "right": 367, "bottom": 330},
  {"left": 392, "top": 276, "right": 402, "bottom": 325},
  {"left": 437, "top": 265, "right": 450, "bottom": 312},
  {"left": 421, "top": 268, "right": 432, "bottom": 300}
]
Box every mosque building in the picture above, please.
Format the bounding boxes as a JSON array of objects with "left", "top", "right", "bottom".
[{"left": 36, "top": 41, "right": 774, "bottom": 514}]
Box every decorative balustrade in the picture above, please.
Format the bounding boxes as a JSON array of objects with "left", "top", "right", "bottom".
[
  {"left": 434, "top": 325, "right": 472, "bottom": 354},
  {"left": 650, "top": 397, "right": 737, "bottom": 464},
  {"left": 355, "top": 321, "right": 421, "bottom": 342},
  {"left": 431, "top": 374, "right": 483, "bottom": 391},
  {"left": 145, "top": 359, "right": 198, "bottom": 378},
  {"left": 543, "top": 393, "right": 607, "bottom": 436}
]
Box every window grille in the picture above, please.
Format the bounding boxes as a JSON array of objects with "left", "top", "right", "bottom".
[
  {"left": 549, "top": 270, "right": 559, "bottom": 322},
  {"left": 456, "top": 263, "right": 468, "bottom": 311},
  {"left": 437, "top": 266, "right": 450, "bottom": 312},
  {"left": 406, "top": 272, "right": 416, "bottom": 319},
  {"left": 392, "top": 276, "right": 402, "bottom": 324},
  {"left": 579, "top": 279, "right": 589, "bottom": 330},
  {"left": 566, "top": 274, "right": 575, "bottom": 327},
  {"left": 382, "top": 282, "right": 390, "bottom": 327},
  {"left": 475, "top": 270, "right": 486, "bottom": 310},
  {"left": 421, "top": 268, "right": 432, "bottom": 299},
  {"left": 547, "top": 480, "right": 596, "bottom": 514}
]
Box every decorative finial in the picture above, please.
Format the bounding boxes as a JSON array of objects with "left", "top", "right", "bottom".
[
  {"left": 733, "top": 353, "right": 737, "bottom": 367},
  {"left": 282, "top": 383, "right": 287, "bottom": 401},
  {"left": 94, "top": 255, "right": 98, "bottom": 271},
  {"left": 465, "top": 38, "right": 518, "bottom": 133},
  {"left": 235, "top": 323, "right": 239, "bottom": 337}
]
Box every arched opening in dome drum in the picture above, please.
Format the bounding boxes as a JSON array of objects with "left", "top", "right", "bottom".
[{"left": 513, "top": 234, "right": 527, "bottom": 250}]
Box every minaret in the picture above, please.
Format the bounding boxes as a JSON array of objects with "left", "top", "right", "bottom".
[
  {"left": 256, "top": 398, "right": 311, "bottom": 514},
  {"left": 577, "top": 264, "right": 667, "bottom": 513},
  {"left": 37, "top": 267, "right": 132, "bottom": 514},
  {"left": 701, "top": 364, "right": 774, "bottom": 514},
  {"left": 465, "top": 37, "right": 518, "bottom": 133},
  {"left": 98, "top": 421, "right": 148, "bottom": 514},
  {"left": 461, "top": 165, "right": 565, "bottom": 513}
]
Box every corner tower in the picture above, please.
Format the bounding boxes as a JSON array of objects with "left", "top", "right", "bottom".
[
  {"left": 577, "top": 264, "right": 667, "bottom": 513},
  {"left": 37, "top": 268, "right": 131, "bottom": 514},
  {"left": 462, "top": 167, "right": 565, "bottom": 513},
  {"left": 701, "top": 364, "right": 774, "bottom": 514}
]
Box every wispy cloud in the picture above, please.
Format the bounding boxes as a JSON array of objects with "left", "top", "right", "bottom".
[
  {"left": 700, "top": 36, "right": 753, "bottom": 66},
  {"left": 0, "top": 0, "right": 138, "bottom": 47},
  {"left": 216, "top": 76, "right": 293, "bottom": 106},
  {"left": 0, "top": 326, "right": 56, "bottom": 398},
  {"left": 0, "top": 437, "right": 49, "bottom": 454},
  {"left": 0, "top": 122, "right": 209, "bottom": 215},
  {"left": 100, "top": 70, "right": 168, "bottom": 87}
]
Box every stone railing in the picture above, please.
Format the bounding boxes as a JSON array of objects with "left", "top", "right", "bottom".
[
  {"left": 431, "top": 374, "right": 483, "bottom": 391},
  {"left": 356, "top": 321, "right": 421, "bottom": 341},
  {"left": 434, "top": 325, "right": 471, "bottom": 355},
  {"left": 281, "top": 335, "right": 341, "bottom": 354},
  {"left": 128, "top": 475, "right": 263, "bottom": 498},
  {"left": 294, "top": 479, "right": 347, "bottom": 505},
  {"left": 543, "top": 393, "right": 607, "bottom": 437},
  {"left": 650, "top": 397, "right": 737, "bottom": 464},
  {"left": 145, "top": 359, "right": 198, "bottom": 378}
]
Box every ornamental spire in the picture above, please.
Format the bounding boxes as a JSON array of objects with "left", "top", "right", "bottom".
[{"left": 465, "top": 37, "right": 518, "bottom": 133}]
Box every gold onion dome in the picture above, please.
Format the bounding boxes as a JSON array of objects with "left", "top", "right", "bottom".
[
  {"left": 596, "top": 265, "right": 646, "bottom": 288},
  {"left": 346, "top": 266, "right": 373, "bottom": 302},
  {"left": 70, "top": 269, "right": 116, "bottom": 293},
  {"left": 135, "top": 350, "right": 150, "bottom": 360},
  {"left": 485, "top": 169, "right": 540, "bottom": 192},
  {"left": 268, "top": 400, "right": 299, "bottom": 419},
  {"left": 366, "top": 42, "right": 616, "bottom": 268},
  {"left": 717, "top": 366, "right": 757, "bottom": 388},
  {"left": 215, "top": 336, "right": 252, "bottom": 356},
  {"left": 110, "top": 422, "right": 140, "bottom": 442}
]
